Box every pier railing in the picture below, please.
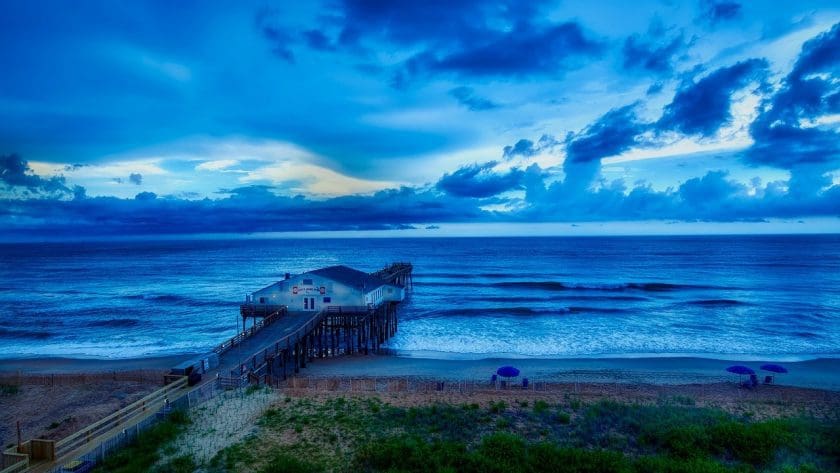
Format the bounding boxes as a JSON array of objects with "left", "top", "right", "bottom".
[
  {"left": 52, "top": 376, "right": 189, "bottom": 461},
  {"left": 234, "top": 307, "right": 336, "bottom": 377},
  {"left": 214, "top": 306, "right": 286, "bottom": 355}
]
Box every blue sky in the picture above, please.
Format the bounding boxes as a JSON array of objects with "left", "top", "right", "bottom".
[{"left": 0, "top": 0, "right": 838, "bottom": 238}]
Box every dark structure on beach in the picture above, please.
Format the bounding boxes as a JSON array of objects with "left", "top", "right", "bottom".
[{"left": 214, "top": 262, "right": 413, "bottom": 387}]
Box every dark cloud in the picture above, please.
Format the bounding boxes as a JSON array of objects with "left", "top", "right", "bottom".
[
  {"left": 0, "top": 182, "right": 490, "bottom": 238},
  {"left": 449, "top": 87, "right": 499, "bottom": 111},
  {"left": 700, "top": 0, "right": 742, "bottom": 25},
  {"left": 502, "top": 135, "right": 558, "bottom": 160},
  {"left": 657, "top": 58, "right": 767, "bottom": 137},
  {"left": 565, "top": 104, "right": 648, "bottom": 165},
  {"left": 1, "top": 154, "right": 839, "bottom": 239},
  {"left": 303, "top": 30, "right": 336, "bottom": 51},
  {"left": 744, "top": 23, "right": 840, "bottom": 196},
  {"left": 255, "top": 7, "right": 296, "bottom": 62},
  {"left": 503, "top": 139, "right": 537, "bottom": 160},
  {"left": 0, "top": 154, "right": 74, "bottom": 197},
  {"left": 622, "top": 32, "right": 689, "bottom": 74},
  {"left": 410, "top": 22, "right": 602, "bottom": 80},
  {"left": 436, "top": 161, "right": 524, "bottom": 198},
  {"left": 646, "top": 82, "right": 664, "bottom": 95},
  {"left": 129, "top": 173, "right": 143, "bottom": 185},
  {"left": 562, "top": 104, "right": 650, "bottom": 188},
  {"left": 300, "top": 1, "right": 602, "bottom": 83}
]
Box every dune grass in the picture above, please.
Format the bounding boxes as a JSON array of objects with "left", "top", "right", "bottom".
[
  {"left": 88, "top": 391, "right": 839, "bottom": 472},
  {"left": 203, "top": 396, "right": 839, "bottom": 473}
]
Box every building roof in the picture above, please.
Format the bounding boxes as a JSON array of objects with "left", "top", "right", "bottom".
[{"left": 308, "top": 265, "right": 389, "bottom": 293}]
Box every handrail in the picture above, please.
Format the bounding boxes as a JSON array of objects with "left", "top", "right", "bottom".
[
  {"left": 0, "top": 458, "right": 27, "bottom": 473},
  {"left": 52, "top": 376, "right": 188, "bottom": 456},
  {"left": 214, "top": 307, "right": 286, "bottom": 355},
  {"left": 238, "top": 306, "right": 360, "bottom": 376}
]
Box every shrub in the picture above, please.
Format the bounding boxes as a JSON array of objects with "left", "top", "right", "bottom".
[
  {"left": 259, "top": 452, "right": 320, "bottom": 473},
  {"left": 709, "top": 420, "right": 792, "bottom": 466},
  {"left": 489, "top": 401, "right": 507, "bottom": 414},
  {"left": 93, "top": 410, "right": 190, "bottom": 473},
  {"left": 533, "top": 400, "right": 550, "bottom": 415},
  {"left": 0, "top": 384, "right": 19, "bottom": 396}
]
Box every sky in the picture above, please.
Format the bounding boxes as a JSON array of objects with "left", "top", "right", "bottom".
[{"left": 0, "top": 0, "right": 838, "bottom": 238}]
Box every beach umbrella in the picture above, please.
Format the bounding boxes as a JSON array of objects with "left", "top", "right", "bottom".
[
  {"left": 760, "top": 364, "right": 788, "bottom": 373},
  {"left": 496, "top": 366, "right": 520, "bottom": 378},
  {"left": 726, "top": 365, "right": 755, "bottom": 375}
]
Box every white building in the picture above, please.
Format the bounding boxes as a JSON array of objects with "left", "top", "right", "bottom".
[{"left": 249, "top": 265, "right": 405, "bottom": 312}]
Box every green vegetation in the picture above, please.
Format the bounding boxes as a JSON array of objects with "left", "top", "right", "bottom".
[
  {"left": 92, "top": 410, "right": 191, "bottom": 473},
  {"left": 97, "top": 394, "right": 840, "bottom": 473},
  {"left": 0, "top": 383, "right": 20, "bottom": 396}
]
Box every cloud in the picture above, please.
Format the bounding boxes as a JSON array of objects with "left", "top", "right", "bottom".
[
  {"left": 566, "top": 104, "right": 649, "bottom": 165},
  {"left": 407, "top": 22, "right": 602, "bottom": 80},
  {"left": 746, "top": 23, "right": 840, "bottom": 170},
  {"left": 0, "top": 154, "right": 75, "bottom": 197},
  {"left": 449, "top": 87, "right": 499, "bottom": 111},
  {"left": 2, "top": 153, "right": 839, "bottom": 239},
  {"left": 303, "top": 30, "right": 336, "bottom": 51},
  {"left": 196, "top": 159, "right": 240, "bottom": 171},
  {"left": 502, "top": 135, "right": 558, "bottom": 160},
  {"left": 657, "top": 58, "right": 768, "bottom": 137},
  {"left": 699, "top": 0, "right": 742, "bottom": 25},
  {"left": 303, "top": 1, "right": 602, "bottom": 84},
  {"left": 436, "top": 161, "right": 524, "bottom": 198},
  {"left": 622, "top": 31, "right": 689, "bottom": 74},
  {"left": 255, "top": 7, "right": 296, "bottom": 62},
  {"left": 128, "top": 173, "right": 142, "bottom": 185}
]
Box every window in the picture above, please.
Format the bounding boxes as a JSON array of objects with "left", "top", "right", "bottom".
[
  {"left": 323, "top": 297, "right": 331, "bottom": 303},
  {"left": 304, "top": 298, "right": 308, "bottom": 310},
  {"left": 387, "top": 288, "right": 393, "bottom": 294},
  {"left": 302, "top": 279, "right": 313, "bottom": 285},
  {"left": 259, "top": 297, "right": 265, "bottom": 304}
]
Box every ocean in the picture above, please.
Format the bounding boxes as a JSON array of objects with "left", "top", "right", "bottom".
[{"left": 1, "top": 235, "right": 838, "bottom": 360}]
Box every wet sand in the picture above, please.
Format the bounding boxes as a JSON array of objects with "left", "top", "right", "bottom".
[{"left": 0, "top": 355, "right": 193, "bottom": 374}]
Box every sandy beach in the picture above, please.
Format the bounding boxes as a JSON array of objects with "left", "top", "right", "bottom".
[
  {"left": 297, "top": 354, "right": 840, "bottom": 391},
  {"left": 3, "top": 352, "right": 839, "bottom": 450}
]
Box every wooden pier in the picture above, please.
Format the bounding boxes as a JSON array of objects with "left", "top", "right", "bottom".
[{"left": 216, "top": 262, "right": 412, "bottom": 386}]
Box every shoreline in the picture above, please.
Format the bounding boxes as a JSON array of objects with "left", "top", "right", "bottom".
[
  {"left": 2, "top": 353, "right": 840, "bottom": 391},
  {"left": 0, "top": 354, "right": 192, "bottom": 373}
]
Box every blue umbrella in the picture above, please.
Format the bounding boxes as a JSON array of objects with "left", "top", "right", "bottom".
[
  {"left": 760, "top": 364, "right": 788, "bottom": 373},
  {"left": 496, "top": 366, "right": 520, "bottom": 378},
  {"left": 726, "top": 365, "right": 755, "bottom": 375}
]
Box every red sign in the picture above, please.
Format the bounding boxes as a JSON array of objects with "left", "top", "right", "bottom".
[
  {"left": 292, "top": 286, "right": 298, "bottom": 294},
  {"left": 320, "top": 286, "right": 326, "bottom": 294}
]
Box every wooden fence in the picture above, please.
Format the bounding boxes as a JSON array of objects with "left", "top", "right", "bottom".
[{"left": 0, "top": 370, "right": 166, "bottom": 387}]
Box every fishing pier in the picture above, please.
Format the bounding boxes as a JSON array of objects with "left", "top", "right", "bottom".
[{"left": 213, "top": 262, "right": 413, "bottom": 386}]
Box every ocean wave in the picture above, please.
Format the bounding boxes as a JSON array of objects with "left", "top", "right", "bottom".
[
  {"left": 121, "top": 294, "right": 236, "bottom": 307},
  {"left": 684, "top": 299, "right": 748, "bottom": 307},
  {"left": 416, "top": 280, "right": 730, "bottom": 292},
  {"left": 0, "top": 328, "right": 54, "bottom": 340},
  {"left": 86, "top": 318, "right": 142, "bottom": 328},
  {"left": 469, "top": 295, "right": 649, "bottom": 304},
  {"left": 418, "top": 272, "right": 569, "bottom": 279},
  {"left": 411, "top": 306, "right": 627, "bottom": 319}
]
